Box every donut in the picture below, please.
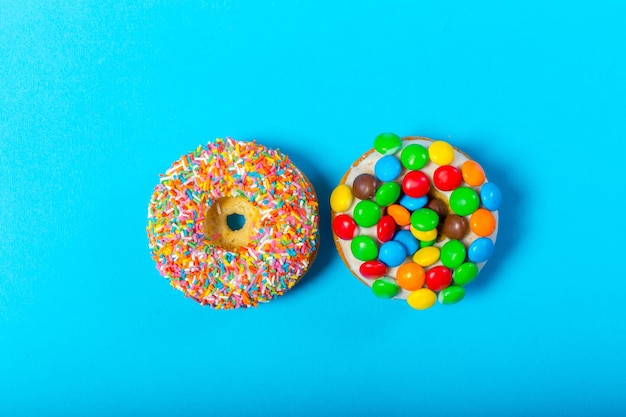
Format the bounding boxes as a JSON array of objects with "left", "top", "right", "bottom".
[
  {"left": 330, "top": 133, "right": 501, "bottom": 310},
  {"left": 147, "top": 137, "right": 320, "bottom": 309}
]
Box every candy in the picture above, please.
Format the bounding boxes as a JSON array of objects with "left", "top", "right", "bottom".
[
  {"left": 468, "top": 237, "right": 494, "bottom": 263},
  {"left": 372, "top": 277, "right": 400, "bottom": 298},
  {"left": 351, "top": 235, "right": 379, "bottom": 261},
  {"left": 410, "top": 226, "right": 438, "bottom": 242},
  {"left": 374, "top": 132, "right": 402, "bottom": 155},
  {"left": 352, "top": 174, "right": 379, "bottom": 200},
  {"left": 410, "top": 208, "right": 439, "bottom": 231},
  {"left": 359, "top": 260, "right": 387, "bottom": 279},
  {"left": 425, "top": 265, "right": 452, "bottom": 291},
  {"left": 402, "top": 170, "right": 430, "bottom": 198},
  {"left": 433, "top": 165, "right": 462, "bottom": 191},
  {"left": 440, "top": 239, "right": 466, "bottom": 269},
  {"left": 387, "top": 204, "right": 411, "bottom": 226},
  {"left": 396, "top": 262, "right": 425, "bottom": 290},
  {"left": 469, "top": 208, "right": 496, "bottom": 237},
  {"left": 375, "top": 181, "right": 401, "bottom": 206},
  {"left": 461, "top": 160, "right": 485, "bottom": 186},
  {"left": 407, "top": 288, "right": 437, "bottom": 310},
  {"left": 399, "top": 195, "right": 428, "bottom": 211},
  {"left": 453, "top": 262, "right": 478, "bottom": 285},
  {"left": 332, "top": 214, "right": 358, "bottom": 240},
  {"left": 377, "top": 215, "right": 396, "bottom": 242},
  {"left": 438, "top": 285, "right": 465, "bottom": 304},
  {"left": 375, "top": 155, "right": 402, "bottom": 182},
  {"left": 353, "top": 200, "right": 381, "bottom": 227},
  {"left": 393, "top": 230, "right": 419, "bottom": 255},
  {"left": 378, "top": 241, "right": 407, "bottom": 267},
  {"left": 428, "top": 141, "right": 454, "bottom": 165},
  {"left": 427, "top": 198, "right": 448, "bottom": 220},
  {"left": 450, "top": 187, "right": 480, "bottom": 216},
  {"left": 401, "top": 144, "right": 429, "bottom": 170},
  {"left": 413, "top": 246, "right": 440, "bottom": 266},
  {"left": 442, "top": 214, "right": 468, "bottom": 240},
  {"left": 480, "top": 182, "right": 502, "bottom": 211},
  {"left": 330, "top": 184, "right": 353, "bottom": 213},
  {"left": 420, "top": 239, "right": 436, "bottom": 247}
]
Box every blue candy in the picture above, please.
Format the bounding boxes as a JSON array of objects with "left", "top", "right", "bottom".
[
  {"left": 374, "top": 155, "right": 402, "bottom": 182},
  {"left": 393, "top": 230, "right": 419, "bottom": 255},
  {"left": 399, "top": 194, "right": 428, "bottom": 211},
  {"left": 378, "top": 241, "right": 407, "bottom": 267},
  {"left": 468, "top": 237, "right": 494, "bottom": 263},
  {"left": 480, "top": 182, "right": 502, "bottom": 211}
]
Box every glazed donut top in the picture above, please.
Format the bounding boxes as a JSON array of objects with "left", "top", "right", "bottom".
[{"left": 147, "top": 137, "right": 319, "bottom": 309}]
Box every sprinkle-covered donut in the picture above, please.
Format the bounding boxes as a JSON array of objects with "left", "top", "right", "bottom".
[
  {"left": 330, "top": 133, "right": 501, "bottom": 310},
  {"left": 147, "top": 137, "right": 319, "bottom": 309}
]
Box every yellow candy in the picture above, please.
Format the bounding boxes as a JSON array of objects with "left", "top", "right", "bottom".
[
  {"left": 428, "top": 141, "right": 455, "bottom": 166},
  {"left": 410, "top": 226, "right": 438, "bottom": 241},
  {"left": 413, "top": 246, "right": 440, "bottom": 266},
  {"left": 330, "top": 184, "right": 353, "bottom": 213},
  {"left": 407, "top": 288, "right": 437, "bottom": 310}
]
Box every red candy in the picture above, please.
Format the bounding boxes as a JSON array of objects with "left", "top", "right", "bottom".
[
  {"left": 377, "top": 215, "right": 396, "bottom": 242},
  {"left": 425, "top": 265, "right": 452, "bottom": 291},
  {"left": 359, "top": 260, "right": 387, "bottom": 279},
  {"left": 402, "top": 170, "right": 430, "bottom": 198},
  {"left": 332, "top": 214, "right": 358, "bottom": 240},
  {"left": 433, "top": 165, "right": 462, "bottom": 191}
]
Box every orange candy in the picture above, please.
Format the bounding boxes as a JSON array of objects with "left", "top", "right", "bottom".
[
  {"left": 387, "top": 204, "right": 411, "bottom": 226},
  {"left": 469, "top": 208, "right": 496, "bottom": 236},
  {"left": 396, "top": 262, "right": 426, "bottom": 290},
  {"left": 461, "top": 160, "right": 485, "bottom": 186}
]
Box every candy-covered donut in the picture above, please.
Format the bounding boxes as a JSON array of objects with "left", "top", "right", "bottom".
[
  {"left": 147, "top": 137, "right": 319, "bottom": 309},
  {"left": 330, "top": 133, "right": 501, "bottom": 310}
]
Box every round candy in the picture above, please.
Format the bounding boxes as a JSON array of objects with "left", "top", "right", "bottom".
[
  {"left": 420, "top": 239, "right": 436, "bottom": 247},
  {"left": 433, "top": 165, "right": 462, "bottom": 191},
  {"left": 372, "top": 277, "right": 399, "bottom": 298},
  {"left": 410, "top": 226, "right": 438, "bottom": 242},
  {"left": 468, "top": 237, "right": 494, "bottom": 263},
  {"left": 374, "top": 132, "right": 402, "bottom": 155},
  {"left": 375, "top": 181, "right": 401, "bottom": 207},
  {"left": 449, "top": 187, "right": 480, "bottom": 216},
  {"left": 453, "top": 262, "right": 479, "bottom": 286},
  {"left": 425, "top": 265, "right": 452, "bottom": 291},
  {"left": 330, "top": 184, "right": 353, "bottom": 213},
  {"left": 377, "top": 215, "right": 396, "bottom": 242},
  {"left": 427, "top": 198, "right": 448, "bottom": 220},
  {"left": 469, "top": 208, "right": 496, "bottom": 237},
  {"left": 438, "top": 286, "right": 465, "bottom": 305},
  {"left": 401, "top": 144, "right": 429, "bottom": 170},
  {"left": 399, "top": 195, "right": 428, "bottom": 211},
  {"left": 442, "top": 214, "right": 468, "bottom": 240},
  {"left": 413, "top": 246, "right": 440, "bottom": 267},
  {"left": 396, "top": 262, "right": 425, "bottom": 291},
  {"left": 359, "top": 260, "right": 387, "bottom": 279},
  {"left": 387, "top": 204, "right": 411, "bottom": 226},
  {"left": 353, "top": 200, "right": 381, "bottom": 227},
  {"left": 351, "top": 235, "right": 378, "bottom": 261},
  {"left": 332, "top": 214, "right": 358, "bottom": 240},
  {"left": 461, "top": 160, "right": 485, "bottom": 186},
  {"left": 480, "top": 182, "right": 502, "bottom": 211},
  {"left": 402, "top": 171, "right": 430, "bottom": 198},
  {"left": 393, "top": 230, "right": 419, "bottom": 256},
  {"left": 378, "top": 241, "right": 407, "bottom": 267},
  {"left": 410, "top": 208, "right": 439, "bottom": 232},
  {"left": 440, "top": 239, "right": 467, "bottom": 269},
  {"left": 428, "top": 141, "right": 454, "bottom": 165},
  {"left": 374, "top": 155, "right": 402, "bottom": 182},
  {"left": 407, "top": 288, "right": 437, "bottom": 310},
  {"left": 352, "top": 174, "right": 379, "bottom": 200}
]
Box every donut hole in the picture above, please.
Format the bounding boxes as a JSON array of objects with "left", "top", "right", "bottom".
[{"left": 203, "top": 196, "right": 261, "bottom": 250}]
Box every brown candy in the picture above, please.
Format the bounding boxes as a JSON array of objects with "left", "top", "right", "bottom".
[
  {"left": 352, "top": 174, "right": 379, "bottom": 200},
  {"left": 442, "top": 214, "right": 468, "bottom": 240},
  {"left": 427, "top": 198, "right": 448, "bottom": 220}
]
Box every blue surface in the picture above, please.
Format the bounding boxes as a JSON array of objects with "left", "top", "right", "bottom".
[{"left": 2, "top": 1, "right": 626, "bottom": 415}]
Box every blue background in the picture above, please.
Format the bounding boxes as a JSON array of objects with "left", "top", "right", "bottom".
[{"left": 2, "top": 1, "right": 625, "bottom": 415}]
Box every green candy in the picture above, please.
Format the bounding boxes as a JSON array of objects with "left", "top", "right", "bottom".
[
  {"left": 438, "top": 285, "right": 466, "bottom": 304},
  {"left": 450, "top": 187, "right": 480, "bottom": 216},
  {"left": 440, "top": 239, "right": 467, "bottom": 269},
  {"left": 353, "top": 200, "right": 381, "bottom": 227},
  {"left": 410, "top": 208, "right": 439, "bottom": 231},
  {"left": 372, "top": 277, "right": 399, "bottom": 298},
  {"left": 453, "top": 262, "right": 479, "bottom": 286},
  {"left": 350, "top": 235, "right": 378, "bottom": 261},
  {"left": 401, "top": 144, "right": 429, "bottom": 170},
  {"left": 375, "top": 182, "right": 401, "bottom": 207},
  {"left": 374, "top": 132, "right": 402, "bottom": 155},
  {"left": 420, "top": 239, "right": 436, "bottom": 247}
]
